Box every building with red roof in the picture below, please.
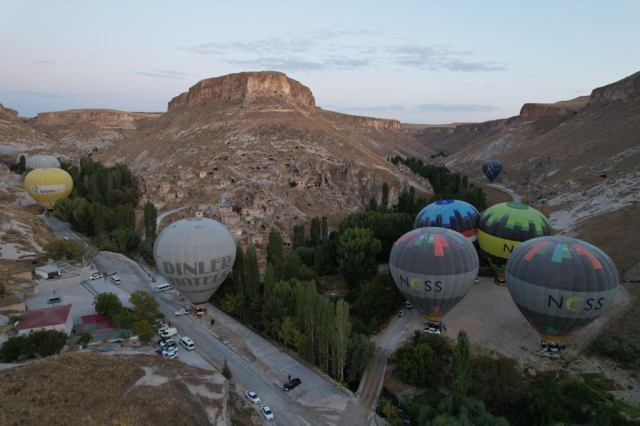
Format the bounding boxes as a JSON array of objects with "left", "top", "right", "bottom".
[{"left": 17, "top": 304, "right": 73, "bottom": 336}]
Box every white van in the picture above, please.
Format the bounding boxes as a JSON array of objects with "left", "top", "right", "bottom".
[
  {"left": 111, "top": 275, "right": 121, "bottom": 285},
  {"left": 156, "top": 283, "right": 173, "bottom": 293},
  {"left": 180, "top": 336, "right": 195, "bottom": 350},
  {"left": 159, "top": 327, "right": 177, "bottom": 338}
]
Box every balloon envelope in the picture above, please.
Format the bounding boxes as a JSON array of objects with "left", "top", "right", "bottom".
[
  {"left": 478, "top": 202, "right": 551, "bottom": 279},
  {"left": 414, "top": 199, "right": 480, "bottom": 245},
  {"left": 390, "top": 227, "right": 479, "bottom": 322},
  {"left": 506, "top": 236, "right": 619, "bottom": 341},
  {"left": 24, "top": 168, "right": 73, "bottom": 209},
  {"left": 0, "top": 145, "right": 19, "bottom": 167},
  {"left": 26, "top": 155, "right": 61, "bottom": 172},
  {"left": 153, "top": 217, "right": 236, "bottom": 305},
  {"left": 482, "top": 159, "right": 503, "bottom": 183}
]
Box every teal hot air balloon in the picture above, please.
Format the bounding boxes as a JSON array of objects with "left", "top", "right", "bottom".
[
  {"left": 506, "top": 236, "right": 619, "bottom": 342},
  {"left": 390, "top": 227, "right": 479, "bottom": 322}
]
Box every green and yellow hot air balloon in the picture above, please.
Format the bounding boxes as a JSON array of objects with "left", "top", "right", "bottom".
[
  {"left": 24, "top": 168, "right": 73, "bottom": 209},
  {"left": 478, "top": 202, "right": 551, "bottom": 280}
]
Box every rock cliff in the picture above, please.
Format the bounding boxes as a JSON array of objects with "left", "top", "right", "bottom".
[
  {"left": 589, "top": 71, "right": 640, "bottom": 104},
  {"left": 0, "top": 102, "right": 19, "bottom": 121},
  {"left": 29, "top": 109, "right": 157, "bottom": 126},
  {"left": 168, "top": 71, "right": 316, "bottom": 110},
  {"left": 520, "top": 97, "right": 589, "bottom": 118},
  {"left": 320, "top": 109, "right": 402, "bottom": 130}
]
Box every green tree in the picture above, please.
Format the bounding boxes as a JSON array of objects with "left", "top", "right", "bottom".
[
  {"left": 0, "top": 283, "right": 5, "bottom": 296},
  {"left": 0, "top": 337, "right": 30, "bottom": 362},
  {"left": 381, "top": 182, "right": 389, "bottom": 212},
  {"left": 219, "top": 293, "right": 246, "bottom": 315},
  {"left": 132, "top": 320, "right": 155, "bottom": 344},
  {"left": 244, "top": 246, "right": 260, "bottom": 300},
  {"left": 77, "top": 333, "right": 93, "bottom": 347},
  {"left": 422, "top": 397, "right": 509, "bottom": 426},
  {"left": 332, "top": 299, "right": 351, "bottom": 381},
  {"left": 452, "top": 331, "right": 473, "bottom": 411},
  {"left": 470, "top": 355, "right": 526, "bottom": 417},
  {"left": 93, "top": 293, "right": 123, "bottom": 317},
  {"left": 231, "top": 246, "right": 245, "bottom": 294},
  {"left": 19, "top": 155, "right": 26, "bottom": 173},
  {"left": 44, "top": 239, "right": 87, "bottom": 263},
  {"left": 346, "top": 333, "right": 376, "bottom": 384},
  {"left": 337, "top": 228, "right": 382, "bottom": 288},
  {"left": 315, "top": 296, "right": 335, "bottom": 373},
  {"left": 285, "top": 250, "right": 302, "bottom": 280},
  {"left": 321, "top": 216, "right": 328, "bottom": 241},
  {"left": 222, "top": 358, "right": 233, "bottom": 380},
  {"left": 369, "top": 196, "right": 378, "bottom": 212},
  {"left": 266, "top": 228, "right": 284, "bottom": 281},
  {"left": 129, "top": 290, "right": 160, "bottom": 322},
  {"left": 292, "top": 224, "right": 306, "bottom": 249},
  {"left": 110, "top": 308, "right": 134, "bottom": 329},
  {"left": 143, "top": 201, "right": 158, "bottom": 242},
  {"left": 310, "top": 217, "right": 321, "bottom": 246},
  {"left": 382, "top": 399, "right": 399, "bottom": 420},
  {"left": 27, "top": 330, "right": 68, "bottom": 357},
  {"left": 278, "top": 316, "right": 297, "bottom": 348}
]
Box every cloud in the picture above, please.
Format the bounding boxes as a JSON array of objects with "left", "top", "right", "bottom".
[
  {"left": 134, "top": 70, "right": 190, "bottom": 80},
  {"left": 414, "top": 103, "right": 500, "bottom": 112},
  {"left": 327, "top": 104, "right": 406, "bottom": 114},
  {"left": 388, "top": 44, "right": 507, "bottom": 72},
  {"left": 0, "top": 90, "right": 102, "bottom": 99},
  {"left": 33, "top": 60, "right": 53, "bottom": 64}
]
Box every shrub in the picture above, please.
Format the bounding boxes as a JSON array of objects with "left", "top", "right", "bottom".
[{"left": 593, "top": 334, "right": 640, "bottom": 363}]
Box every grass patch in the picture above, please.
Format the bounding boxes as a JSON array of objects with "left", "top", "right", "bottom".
[
  {"left": 615, "top": 399, "right": 640, "bottom": 419},
  {"left": 581, "top": 373, "right": 621, "bottom": 392},
  {"left": 408, "top": 388, "right": 444, "bottom": 407}
]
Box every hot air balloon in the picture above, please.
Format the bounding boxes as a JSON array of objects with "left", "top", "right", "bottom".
[
  {"left": 153, "top": 217, "right": 236, "bottom": 305},
  {"left": 414, "top": 199, "right": 480, "bottom": 245},
  {"left": 482, "top": 159, "right": 503, "bottom": 183},
  {"left": 24, "top": 168, "right": 73, "bottom": 209},
  {"left": 478, "top": 202, "right": 551, "bottom": 280},
  {"left": 390, "top": 227, "right": 479, "bottom": 323},
  {"left": 506, "top": 236, "right": 619, "bottom": 342},
  {"left": 0, "top": 144, "right": 19, "bottom": 167},
  {"left": 26, "top": 155, "right": 61, "bottom": 172}
]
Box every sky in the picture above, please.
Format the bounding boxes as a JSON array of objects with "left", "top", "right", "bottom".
[{"left": 1, "top": 1, "right": 639, "bottom": 123}]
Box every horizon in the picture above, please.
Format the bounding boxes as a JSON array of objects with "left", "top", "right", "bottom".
[{"left": 1, "top": 1, "right": 640, "bottom": 124}]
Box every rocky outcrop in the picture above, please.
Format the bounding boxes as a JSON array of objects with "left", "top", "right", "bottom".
[
  {"left": 453, "top": 118, "right": 513, "bottom": 134},
  {"left": 520, "top": 96, "right": 589, "bottom": 118},
  {"left": 589, "top": 71, "right": 640, "bottom": 104},
  {"left": 0, "top": 103, "right": 19, "bottom": 121},
  {"left": 29, "top": 109, "right": 144, "bottom": 127},
  {"left": 168, "top": 71, "right": 316, "bottom": 111},
  {"left": 321, "top": 110, "right": 402, "bottom": 130}
]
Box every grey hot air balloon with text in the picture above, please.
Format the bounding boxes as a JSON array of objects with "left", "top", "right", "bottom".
[
  {"left": 26, "top": 155, "right": 61, "bottom": 172},
  {"left": 153, "top": 217, "right": 236, "bottom": 305}
]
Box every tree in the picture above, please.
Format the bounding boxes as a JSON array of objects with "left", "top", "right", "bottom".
[
  {"left": 44, "top": 239, "right": 88, "bottom": 263},
  {"left": 19, "top": 155, "right": 26, "bottom": 173},
  {"left": 222, "top": 358, "right": 233, "bottom": 379},
  {"left": 129, "top": 290, "right": 159, "bottom": 322},
  {"left": 266, "top": 228, "right": 284, "bottom": 281},
  {"left": 369, "top": 197, "right": 378, "bottom": 212},
  {"left": 321, "top": 216, "right": 328, "bottom": 241},
  {"left": 278, "top": 316, "right": 297, "bottom": 348},
  {"left": 292, "top": 224, "right": 306, "bottom": 249},
  {"left": 132, "top": 320, "right": 155, "bottom": 344},
  {"left": 346, "top": 333, "right": 376, "bottom": 384},
  {"left": 244, "top": 247, "right": 260, "bottom": 300},
  {"left": 462, "top": 175, "right": 468, "bottom": 189},
  {"left": 77, "top": 333, "right": 93, "bottom": 347},
  {"left": 337, "top": 228, "right": 382, "bottom": 288},
  {"left": 231, "top": 246, "right": 245, "bottom": 294},
  {"left": 143, "top": 201, "right": 157, "bottom": 242},
  {"left": 315, "top": 296, "right": 335, "bottom": 373},
  {"left": 219, "top": 293, "right": 245, "bottom": 315},
  {"left": 0, "top": 283, "right": 5, "bottom": 296},
  {"left": 285, "top": 251, "right": 302, "bottom": 281},
  {"left": 27, "top": 330, "right": 68, "bottom": 357},
  {"left": 332, "top": 299, "right": 351, "bottom": 381},
  {"left": 310, "top": 217, "right": 321, "bottom": 246},
  {"left": 381, "top": 182, "right": 389, "bottom": 212},
  {"left": 452, "top": 331, "right": 473, "bottom": 412},
  {"left": 110, "top": 308, "right": 134, "bottom": 329},
  {"left": 382, "top": 399, "right": 399, "bottom": 421},
  {"left": 470, "top": 355, "right": 526, "bottom": 416},
  {"left": 422, "top": 397, "right": 509, "bottom": 426},
  {"left": 93, "top": 293, "right": 123, "bottom": 317},
  {"left": 0, "top": 337, "right": 30, "bottom": 362}
]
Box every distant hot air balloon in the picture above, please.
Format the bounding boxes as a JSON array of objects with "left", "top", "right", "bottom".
[
  {"left": 24, "top": 168, "right": 73, "bottom": 209},
  {"left": 414, "top": 199, "right": 480, "bottom": 245},
  {"left": 478, "top": 202, "right": 551, "bottom": 280},
  {"left": 153, "top": 218, "right": 236, "bottom": 305},
  {"left": 482, "top": 159, "right": 503, "bottom": 183},
  {"left": 390, "top": 227, "right": 479, "bottom": 322},
  {"left": 26, "top": 155, "right": 61, "bottom": 172},
  {"left": 506, "top": 236, "right": 619, "bottom": 341},
  {"left": 0, "top": 145, "right": 19, "bottom": 167}
]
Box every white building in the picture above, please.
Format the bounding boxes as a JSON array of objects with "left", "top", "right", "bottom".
[{"left": 17, "top": 304, "right": 73, "bottom": 336}]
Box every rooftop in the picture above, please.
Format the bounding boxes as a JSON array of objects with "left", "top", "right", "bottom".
[
  {"left": 35, "top": 264, "right": 61, "bottom": 273},
  {"left": 17, "top": 304, "right": 72, "bottom": 330}
]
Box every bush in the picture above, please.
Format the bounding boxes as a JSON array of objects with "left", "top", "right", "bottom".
[
  {"left": 0, "top": 283, "right": 5, "bottom": 296},
  {"left": 0, "top": 330, "right": 67, "bottom": 362},
  {"left": 593, "top": 334, "right": 640, "bottom": 363},
  {"left": 222, "top": 358, "right": 233, "bottom": 380}
]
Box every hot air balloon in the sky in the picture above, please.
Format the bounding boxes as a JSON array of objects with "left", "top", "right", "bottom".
[
  {"left": 390, "top": 227, "right": 479, "bottom": 322},
  {"left": 24, "top": 168, "right": 73, "bottom": 209},
  {"left": 482, "top": 159, "right": 503, "bottom": 183},
  {"left": 26, "top": 155, "right": 61, "bottom": 172},
  {"left": 153, "top": 217, "right": 236, "bottom": 305},
  {"left": 414, "top": 199, "right": 480, "bottom": 245},
  {"left": 506, "top": 236, "right": 619, "bottom": 341},
  {"left": 478, "top": 202, "right": 551, "bottom": 280},
  {"left": 0, "top": 145, "right": 19, "bottom": 167}
]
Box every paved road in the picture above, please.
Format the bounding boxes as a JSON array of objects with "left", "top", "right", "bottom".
[{"left": 472, "top": 180, "right": 522, "bottom": 203}]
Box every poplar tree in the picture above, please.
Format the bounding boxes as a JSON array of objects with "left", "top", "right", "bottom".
[{"left": 452, "top": 330, "right": 473, "bottom": 412}]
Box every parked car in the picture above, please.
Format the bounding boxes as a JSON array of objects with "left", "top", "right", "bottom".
[
  {"left": 283, "top": 378, "right": 302, "bottom": 391},
  {"left": 89, "top": 272, "right": 103, "bottom": 280},
  {"left": 159, "top": 327, "right": 177, "bottom": 338},
  {"left": 260, "top": 404, "right": 274, "bottom": 421},
  {"left": 474, "top": 278, "right": 480, "bottom": 284},
  {"left": 405, "top": 301, "right": 413, "bottom": 309},
  {"left": 157, "top": 323, "right": 169, "bottom": 332},
  {"left": 174, "top": 309, "right": 186, "bottom": 316},
  {"left": 398, "top": 309, "right": 406, "bottom": 317},
  {"left": 162, "top": 347, "right": 178, "bottom": 357},
  {"left": 163, "top": 351, "right": 178, "bottom": 359},
  {"left": 111, "top": 275, "right": 121, "bottom": 284},
  {"left": 245, "top": 390, "right": 260, "bottom": 404},
  {"left": 424, "top": 327, "right": 441, "bottom": 335},
  {"left": 159, "top": 338, "right": 177, "bottom": 349}
]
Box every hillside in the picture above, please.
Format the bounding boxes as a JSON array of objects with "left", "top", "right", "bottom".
[
  {"left": 0, "top": 352, "right": 228, "bottom": 426},
  {"left": 97, "top": 71, "right": 434, "bottom": 243},
  {"left": 405, "top": 72, "right": 640, "bottom": 273},
  {"left": 0, "top": 102, "right": 54, "bottom": 155}
]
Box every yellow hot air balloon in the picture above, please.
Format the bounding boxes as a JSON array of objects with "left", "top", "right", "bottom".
[{"left": 25, "top": 168, "right": 73, "bottom": 209}]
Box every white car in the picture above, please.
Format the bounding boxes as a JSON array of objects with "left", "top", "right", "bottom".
[
  {"left": 245, "top": 390, "right": 260, "bottom": 404},
  {"left": 163, "top": 350, "right": 178, "bottom": 359},
  {"left": 405, "top": 301, "right": 413, "bottom": 309},
  {"left": 174, "top": 309, "right": 186, "bottom": 316},
  {"left": 474, "top": 278, "right": 480, "bottom": 284},
  {"left": 424, "top": 327, "right": 441, "bottom": 335},
  {"left": 157, "top": 323, "right": 169, "bottom": 332},
  {"left": 111, "top": 275, "right": 121, "bottom": 284},
  {"left": 89, "top": 273, "right": 103, "bottom": 280},
  {"left": 162, "top": 347, "right": 178, "bottom": 357},
  {"left": 260, "top": 404, "right": 274, "bottom": 421},
  {"left": 398, "top": 309, "right": 406, "bottom": 317}
]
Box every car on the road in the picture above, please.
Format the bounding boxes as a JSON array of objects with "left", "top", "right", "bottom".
[
  {"left": 260, "top": 404, "right": 274, "bottom": 421},
  {"left": 405, "top": 301, "right": 413, "bottom": 309},
  {"left": 398, "top": 309, "right": 406, "bottom": 317},
  {"left": 245, "top": 390, "right": 260, "bottom": 404},
  {"left": 283, "top": 378, "right": 302, "bottom": 391},
  {"left": 111, "top": 275, "right": 121, "bottom": 285},
  {"left": 89, "top": 272, "right": 103, "bottom": 280},
  {"left": 174, "top": 309, "right": 186, "bottom": 316},
  {"left": 424, "top": 327, "right": 441, "bottom": 335},
  {"left": 180, "top": 336, "right": 195, "bottom": 351}
]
